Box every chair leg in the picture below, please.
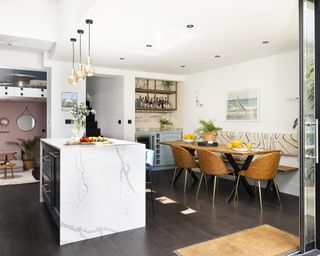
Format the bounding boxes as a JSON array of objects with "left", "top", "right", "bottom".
[
  {"left": 258, "top": 181, "right": 263, "bottom": 211},
  {"left": 213, "top": 176, "right": 218, "bottom": 204},
  {"left": 196, "top": 173, "right": 204, "bottom": 198},
  {"left": 184, "top": 169, "right": 188, "bottom": 194},
  {"left": 204, "top": 174, "right": 208, "bottom": 191},
  {"left": 148, "top": 169, "right": 155, "bottom": 217},
  {"left": 273, "top": 178, "right": 282, "bottom": 207},
  {"left": 171, "top": 167, "right": 177, "bottom": 189}
]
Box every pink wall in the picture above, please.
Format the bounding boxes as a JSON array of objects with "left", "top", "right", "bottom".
[{"left": 0, "top": 101, "right": 47, "bottom": 151}]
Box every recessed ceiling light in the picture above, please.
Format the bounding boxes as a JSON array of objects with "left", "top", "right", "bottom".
[
  {"left": 214, "top": 55, "right": 221, "bottom": 58},
  {"left": 146, "top": 44, "right": 152, "bottom": 47},
  {"left": 7, "top": 42, "right": 13, "bottom": 47},
  {"left": 119, "top": 57, "right": 125, "bottom": 60},
  {"left": 181, "top": 65, "right": 186, "bottom": 68},
  {"left": 262, "top": 40, "right": 270, "bottom": 44},
  {"left": 186, "top": 24, "right": 194, "bottom": 28}
]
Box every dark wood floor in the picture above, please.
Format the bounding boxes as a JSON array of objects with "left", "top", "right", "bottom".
[{"left": 0, "top": 170, "right": 299, "bottom": 256}]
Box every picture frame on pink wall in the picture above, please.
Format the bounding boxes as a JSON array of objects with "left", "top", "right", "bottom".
[{"left": 0, "top": 117, "right": 9, "bottom": 133}]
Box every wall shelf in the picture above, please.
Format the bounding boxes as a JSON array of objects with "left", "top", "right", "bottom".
[
  {"left": 135, "top": 78, "right": 178, "bottom": 112},
  {"left": 135, "top": 88, "right": 176, "bottom": 94},
  {"left": 135, "top": 108, "right": 175, "bottom": 113}
]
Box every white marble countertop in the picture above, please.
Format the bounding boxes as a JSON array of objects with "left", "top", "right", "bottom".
[{"left": 41, "top": 138, "right": 140, "bottom": 149}]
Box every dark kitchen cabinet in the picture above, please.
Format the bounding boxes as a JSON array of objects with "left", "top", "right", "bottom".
[{"left": 42, "top": 143, "right": 60, "bottom": 227}]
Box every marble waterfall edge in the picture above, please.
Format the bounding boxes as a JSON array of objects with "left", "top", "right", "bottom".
[{"left": 42, "top": 139, "right": 146, "bottom": 245}]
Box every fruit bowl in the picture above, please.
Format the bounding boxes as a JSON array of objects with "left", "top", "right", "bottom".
[{"left": 183, "top": 139, "right": 195, "bottom": 143}]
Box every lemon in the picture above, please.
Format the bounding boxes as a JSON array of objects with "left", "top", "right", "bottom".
[
  {"left": 227, "top": 143, "right": 232, "bottom": 149},
  {"left": 246, "top": 143, "right": 253, "bottom": 149}
]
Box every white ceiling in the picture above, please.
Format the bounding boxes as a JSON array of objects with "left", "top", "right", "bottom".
[{"left": 2, "top": 0, "right": 299, "bottom": 75}]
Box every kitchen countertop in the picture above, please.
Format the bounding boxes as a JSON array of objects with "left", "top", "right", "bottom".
[
  {"left": 41, "top": 138, "right": 139, "bottom": 149},
  {"left": 135, "top": 128, "right": 183, "bottom": 134}
]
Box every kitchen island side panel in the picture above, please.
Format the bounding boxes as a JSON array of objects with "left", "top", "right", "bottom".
[{"left": 59, "top": 144, "right": 145, "bottom": 245}]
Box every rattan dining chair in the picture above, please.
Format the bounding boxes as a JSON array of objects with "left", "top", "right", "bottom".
[
  {"left": 171, "top": 145, "right": 199, "bottom": 193},
  {"left": 196, "top": 149, "right": 234, "bottom": 204},
  {"left": 235, "top": 152, "right": 281, "bottom": 210}
]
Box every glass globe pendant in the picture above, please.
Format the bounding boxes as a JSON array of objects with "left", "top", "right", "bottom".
[
  {"left": 85, "top": 19, "right": 95, "bottom": 77},
  {"left": 76, "top": 29, "right": 86, "bottom": 81},
  {"left": 68, "top": 38, "right": 78, "bottom": 85}
]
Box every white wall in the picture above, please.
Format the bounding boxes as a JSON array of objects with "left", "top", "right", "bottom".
[
  {"left": 182, "top": 50, "right": 299, "bottom": 195},
  {"left": 43, "top": 54, "right": 86, "bottom": 138},
  {"left": 87, "top": 76, "right": 124, "bottom": 139}
]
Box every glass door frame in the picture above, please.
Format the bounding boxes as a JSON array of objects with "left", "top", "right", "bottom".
[{"left": 299, "top": 0, "right": 320, "bottom": 254}]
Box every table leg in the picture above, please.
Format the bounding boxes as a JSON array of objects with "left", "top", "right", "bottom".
[
  {"left": 188, "top": 169, "right": 199, "bottom": 182},
  {"left": 4, "top": 168, "right": 7, "bottom": 179},
  {"left": 225, "top": 154, "right": 255, "bottom": 203},
  {"left": 11, "top": 167, "right": 14, "bottom": 178}
]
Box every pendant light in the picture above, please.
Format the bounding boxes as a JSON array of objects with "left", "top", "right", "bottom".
[
  {"left": 85, "top": 19, "right": 95, "bottom": 77},
  {"left": 76, "top": 29, "right": 86, "bottom": 81},
  {"left": 68, "top": 38, "right": 77, "bottom": 85}
]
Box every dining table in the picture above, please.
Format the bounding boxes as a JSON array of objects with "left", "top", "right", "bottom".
[{"left": 160, "top": 141, "right": 281, "bottom": 203}]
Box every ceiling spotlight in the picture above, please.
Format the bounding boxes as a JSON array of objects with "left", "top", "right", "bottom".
[
  {"left": 186, "top": 24, "right": 194, "bottom": 28},
  {"left": 146, "top": 44, "right": 152, "bottom": 47},
  {"left": 214, "top": 55, "right": 221, "bottom": 58},
  {"left": 181, "top": 65, "right": 186, "bottom": 68},
  {"left": 120, "top": 57, "right": 125, "bottom": 60},
  {"left": 7, "top": 42, "right": 13, "bottom": 47},
  {"left": 262, "top": 40, "right": 270, "bottom": 44}
]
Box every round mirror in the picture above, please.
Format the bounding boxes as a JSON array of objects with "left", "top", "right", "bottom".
[{"left": 17, "top": 115, "right": 36, "bottom": 131}]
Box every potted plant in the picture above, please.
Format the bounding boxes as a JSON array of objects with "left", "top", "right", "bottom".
[
  {"left": 196, "top": 119, "right": 222, "bottom": 141},
  {"left": 18, "top": 136, "right": 39, "bottom": 170},
  {"left": 159, "top": 118, "right": 173, "bottom": 130}
]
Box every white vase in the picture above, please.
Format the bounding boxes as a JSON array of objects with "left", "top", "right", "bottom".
[{"left": 72, "top": 119, "right": 86, "bottom": 139}]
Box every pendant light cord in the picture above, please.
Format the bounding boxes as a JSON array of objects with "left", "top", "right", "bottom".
[
  {"left": 72, "top": 41, "right": 75, "bottom": 69},
  {"left": 79, "top": 33, "right": 82, "bottom": 64},
  {"left": 88, "top": 24, "right": 91, "bottom": 57}
]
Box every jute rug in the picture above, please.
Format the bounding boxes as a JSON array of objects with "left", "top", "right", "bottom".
[{"left": 174, "top": 224, "right": 299, "bottom": 256}]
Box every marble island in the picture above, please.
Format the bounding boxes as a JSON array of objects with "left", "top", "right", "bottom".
[{"left": 40, "top": 138, "right": 146, "bottom": 245}]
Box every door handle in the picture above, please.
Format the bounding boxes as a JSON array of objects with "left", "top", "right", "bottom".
[
  {"left": 304, "top": 119, "right": 319, "bottom": 164},
  {"left": 305, "top": 154, "right": 316, "bottom": 160},
  {"left": 316, "top": 119, "right": 319, "bottom": 164}
]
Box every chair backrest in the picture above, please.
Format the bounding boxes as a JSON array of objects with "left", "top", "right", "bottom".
[
  {"left": 171, "top": 145, "right": 198, "bottom": 169},
  {"left": 245, "top": 152, "right": 281, "bottom": 180},
  {"left": 197, "top": 149, "right": 230, "bottom": 175},
  {"left": 146, "top": 149, "right": 154, "bottom": 167}
]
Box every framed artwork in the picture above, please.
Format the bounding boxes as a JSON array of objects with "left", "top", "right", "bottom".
[
  {"left": 226, "top": 88, "right": 259, "bottom": 121},
  {"left": 61, "top": 92, "right": 77, "bottom": 111}
]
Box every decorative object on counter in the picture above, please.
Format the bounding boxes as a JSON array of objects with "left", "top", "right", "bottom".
[
  {"left": 68, "top": 38, "right": 77, "bottom": 85},
  {"left": 70, "top": 101, "right": 95, "bottom": 139},
  {"left": 0, "top": 117, "right": 9, "bottom": 133},
  {"left": 195, "top": 119, "right": 222, "bottom": 142},
  {"left": 162, "top": 80, "right": 175, "bottom": 91},
  {"left": 183, "top": 134, "right": 196, "bottom": 143},
  {"left": 16, "top": 107, "right": 36, "bottom": 132},
  {"left": 159, "top": 118, "right": 173, "bottom": 130},
  {"left": 17, "top": 136, "right": 39, "bottom": 170},
  {"left": 68, "top": 19, "right": 94, "bottom": 85},
  {"left": 61, "top": 92, "right": 78, "bottom": 111},
  {"left": 65, "top": 136, "right": 111, "bottom": 145},
  {"left": 226, "top": 88, "right": 259, "bottom": 121}
]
